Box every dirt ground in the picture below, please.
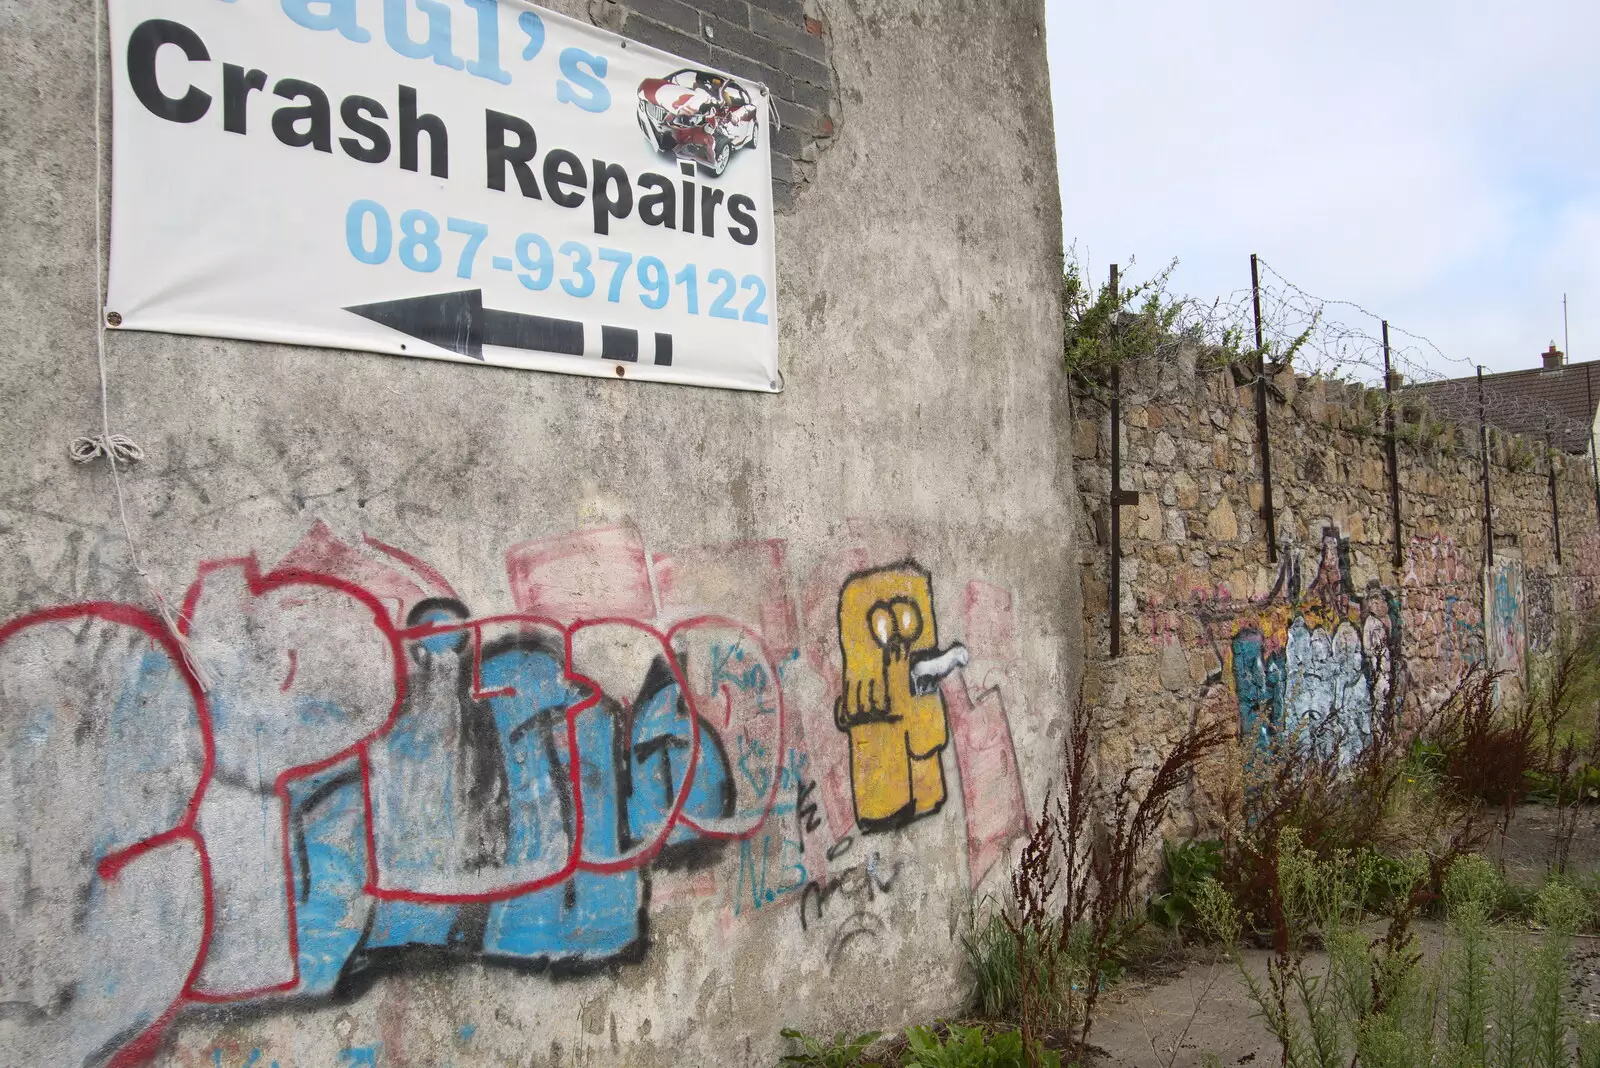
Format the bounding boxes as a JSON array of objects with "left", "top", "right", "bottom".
[{"left": 1087, "top": 806, "right": 1600, "bottom": 1068}]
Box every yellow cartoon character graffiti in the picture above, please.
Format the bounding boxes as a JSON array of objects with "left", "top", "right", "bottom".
[{"left": 835, "top": 563, "right": 968, "bottom": 832}]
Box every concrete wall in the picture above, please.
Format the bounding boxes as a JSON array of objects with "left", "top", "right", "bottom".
[
  {"left": 0, "top": 1, "right": 1073, "bottom": 1065},
  {"left": 1075, "top": 346, "right": 1600, "bottom": 825}
]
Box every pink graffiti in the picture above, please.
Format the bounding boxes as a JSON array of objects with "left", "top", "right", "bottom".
[
  {"left": 946, "top": 581, "right": 1030, "bottom": 890},
  {"left": 1, "top": 521, "right": 1027, "bottom": 1065}
]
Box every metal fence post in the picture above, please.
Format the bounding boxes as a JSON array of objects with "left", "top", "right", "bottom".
[
  {"left": 1546, "top": 418, "right": 1562, "bottom": 565},
  {"left": 1107, "top": 264, "right": 1140, "bottom": 657},
  {"left": 1383, "top": 321, "right": 1402, "bottom": 571},
  {"left": 1478, "top": 366, "right": 1493, "bottom": 573},
  {"left": 1250, "top": 254, "right": 1277, "bottom": 563},
  {"left": 1587, "top": 364, "right": 1600, "bottom": 530}
]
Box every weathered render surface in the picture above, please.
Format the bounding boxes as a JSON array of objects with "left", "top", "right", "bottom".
[{"left": 0, "top": 1, "right": 1072, "bottom": 1066}]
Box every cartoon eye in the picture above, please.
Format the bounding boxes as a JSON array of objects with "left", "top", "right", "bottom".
[
  {"left": 868, "top": 605, "right": 897, "bottom": 647},
  {"left": 890, "top": 598, "right": 923, "bottom": 643}
]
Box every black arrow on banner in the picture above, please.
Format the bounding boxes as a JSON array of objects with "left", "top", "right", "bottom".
[{"left": 344, "top": 289, "right": 672, "bottom": 366}]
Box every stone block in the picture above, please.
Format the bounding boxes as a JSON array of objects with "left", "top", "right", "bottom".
[
  {"left": 1158, "top": 642, "right": 1190, "bottom": 691},
  {"left": 1137, "top": 502, "right": 1162, "bottom": 541},
  {"left": 1083, "top": 573, "right": 1108, "bottom": 614},
  {"left": 1072, "top": 418, "right": 1099, "bottom": 459},
  {"left": 1152, "top": 431, "right": 1177, "bottom": 466},
  {"left": 1172, "top": 471, "right": 1200, "bottom": 509},
  {"left": 1164, "top": 508, "right": 1188, "bottom": 542},
  {"left": 1208, "top": 496, "right": 1239, "bottom": 541},
  {"left": 1213, "top": 438, "right": 1233, "bottom": 470}
]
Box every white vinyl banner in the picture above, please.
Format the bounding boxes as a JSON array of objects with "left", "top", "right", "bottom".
[{"left": 106, "top": 0, "right": 780, "bottom": 391}]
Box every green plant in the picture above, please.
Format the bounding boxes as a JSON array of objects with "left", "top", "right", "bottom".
[
  {"left": 1442, "top": 854, "right": 1498, "bottom": 1063},
  {"left": 1062, "top": 258, "right": 1186, "bottom": 385},
  {"left": 778, "top": 1028, "right": 884, "bottom": 1068},
  {"left": 1197, "top": 851, "right": 1598, "bottom": 1068},
  {"left": 1150, "top": 838, "right": 1224, "bottom": 931},
  {"left": 1523, "top": 764, "right": 1600, "bottom": 805},
  {"left": 901, "top": 1024, "right": 1058, "bottom": 1068},
  {"left": 1002, "top": 693, "right": 1230, "bottom": 1068},
  {"left": 1199, "top": 834, "right": 1444, "bottom": 1068},
  {"left": 1060, "top": 255, "right": 1254, "bottom": 391},
  {"left": 1578, "top": 1021, "right": 1600, "bottom": 1068},
  {"left": 962, "top": 904, "right": 1079, "bottom": 1025},
  {"left": 1506, "top": 436, "right": 1539, "bottom": 474},
  {"left": 963, "top": 906, "right": 1023, "bottom": 1021},
  {"left": 1393, "top": 396, "right": 1455, "bottom": 455}
]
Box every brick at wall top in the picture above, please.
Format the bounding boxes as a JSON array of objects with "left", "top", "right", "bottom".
[{"left": 592, "top": 0, "right": 839, "bottom": 212}]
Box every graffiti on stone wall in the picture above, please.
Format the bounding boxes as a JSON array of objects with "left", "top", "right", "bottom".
[
  {"left": 1144, "top": 528, "right": 1544, "bottom": 771},
  {"left": 1572, "top": 534, "right": 1600, "bottom": 617},
  {"left": 1203, "top": 527, "right": 1396, "bottom": 766},
  {"left": 1488, "top": 554, "right": 1527, "bottom": 681},
  {"left": 1399, "top": 534, "right": 1485, "bottom": 712},
  {"left": 1525, "top": 568, "right": 1554, "bottom": 653},
  {"left": 0, "top": 522, "right": 1031, "bottom": 1066}
]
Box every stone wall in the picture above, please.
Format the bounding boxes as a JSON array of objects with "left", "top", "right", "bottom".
[{"left": 1074, "top": 346, "right": 1600, "bottom": 828}]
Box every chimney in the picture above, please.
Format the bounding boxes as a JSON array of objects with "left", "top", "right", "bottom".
[{"left": 1543, "top": 341, "right": 1565, "bottom": 370}]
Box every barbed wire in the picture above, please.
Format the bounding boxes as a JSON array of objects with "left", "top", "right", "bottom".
[{"left": 1091, "top": 255, "right": 1597, "bottom": 456}]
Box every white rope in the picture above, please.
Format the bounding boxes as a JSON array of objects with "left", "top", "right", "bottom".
[
  {"left": 69, "top": 433, "right": 144, "bottom": 465},
  {"left": 85, "top": 4, "right": 213, "bottom": 692}
]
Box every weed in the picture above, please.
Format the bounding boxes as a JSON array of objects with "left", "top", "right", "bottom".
[
  {"left": 1001, "top": 690, "right": 1230, "bottom": 1067},
  {"left": 778, "top": 1028, "right": 885, "bottom": 1068},
  {"left": 901, "top": 1024, "right": 1057, "bottom": 1068},
  {"left": 1579, "top": 1021, "right": 1600, "bottom": 1068},
  {"left": 1442, "top": 855, "right": 1496, "bottom": 1062},
  {"left": 1151, "top": 839, "right": 1225, "bottom": 932},
  {"left": 962, "top": 904, "right": 1078, "bottom": 1026},
  {"left": 1060, "top": 254, "right": 1256, "bottom": 394},
  {"left": 1196, "top": 850, "right": 1596, "bottom": 1068}
]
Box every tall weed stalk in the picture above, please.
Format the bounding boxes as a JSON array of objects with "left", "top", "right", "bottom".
[
  {"left": 999, "top": 692, "right": 1230, "bottom": 1068},
  {"left": 1197, "top": 852, "right": 1593, "bottom": 1068}
]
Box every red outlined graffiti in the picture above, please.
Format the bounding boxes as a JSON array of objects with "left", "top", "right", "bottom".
[
  {"left": 2, "top": 522, "right": 1023, "bottom": 1066},
  {"left": 0, "top": 545, "right": 792, "bottom": 1061},
  {"left": 0, "top": 602, "right": 215, "bottom": 1068},
  {"left": 359, "top": 611, "right": 787, "bottom": 903},
  {"left": 362, "top": 533, "right": 461, "bottom": 602},
  {"left": 178, "top": 555, "right": 406, "bottom": 1004}
]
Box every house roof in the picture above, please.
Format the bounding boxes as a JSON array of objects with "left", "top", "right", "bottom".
[{"left": 1407, "top": 359, "right": 1600, "bottom": 454}]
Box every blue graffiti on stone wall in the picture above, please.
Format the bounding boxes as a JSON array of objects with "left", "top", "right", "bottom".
[{"left": 1213, "top": 527, "right": 1398, "bottom": 767}]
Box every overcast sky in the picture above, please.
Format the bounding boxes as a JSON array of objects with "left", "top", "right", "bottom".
[{"left": 1044, "top": 2, "right": 1600, "bottom": 377}]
